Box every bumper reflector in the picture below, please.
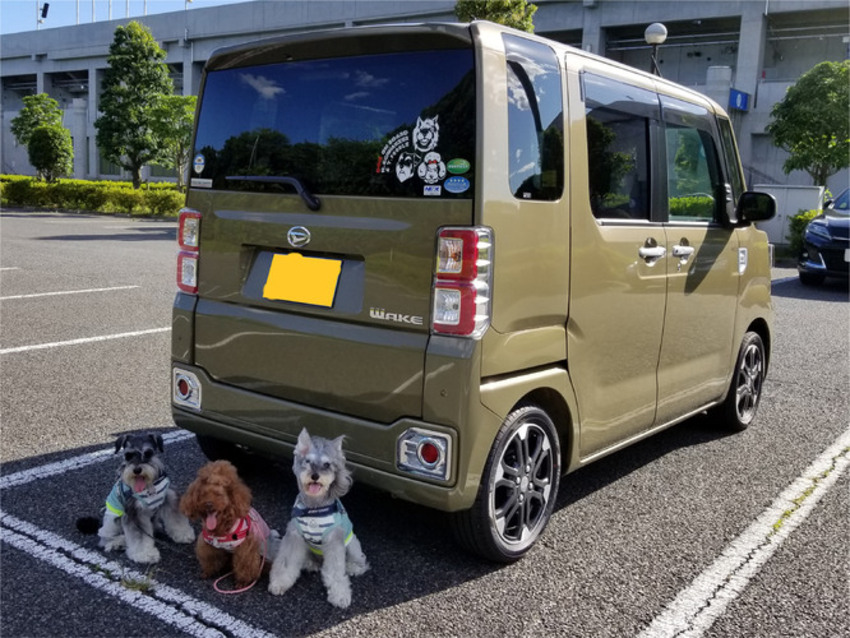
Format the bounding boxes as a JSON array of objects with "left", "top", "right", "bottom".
[
  {"left": 172, "top": 368, "right": 201, "bottom": 410},
  {"left": 397, "top": 428, "right": 451, "bottom": 481}
]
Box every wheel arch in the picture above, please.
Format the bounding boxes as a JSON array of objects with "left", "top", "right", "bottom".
[
  {"left": 747, "top": 317, "right": 771, "bottom": 373},
  {"left": 516, "top": 386, "right": 574, "bottom": 475}
]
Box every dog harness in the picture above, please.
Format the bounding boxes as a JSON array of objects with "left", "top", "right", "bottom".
[
  {"left": 291, "top": 496, "right": 354, "bottom": 556},
  {"left": 202, "top": 508, "right": 271, "bottom": 554},
  {"left": 104, "top": 475, "right": 170, "bottom": 517}
]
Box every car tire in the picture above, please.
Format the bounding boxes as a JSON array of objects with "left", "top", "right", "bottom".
[
  {"left": 799, "top": 270, "right": 825, "bottom": 286},
  {"left": 712, "top": 331, "right": 766, "bottom": 432},
  {"left": 450, "top": 403, "right": 561, "bottom": 562}
]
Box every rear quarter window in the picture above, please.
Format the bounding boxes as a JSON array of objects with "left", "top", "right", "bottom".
[{"left": 192, "top": 48, "right": 475, "bottom": 199}]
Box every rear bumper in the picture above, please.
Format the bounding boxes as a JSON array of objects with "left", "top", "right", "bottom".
[{"left": 171, "top": 363, "right": 489, "bottom": 512}]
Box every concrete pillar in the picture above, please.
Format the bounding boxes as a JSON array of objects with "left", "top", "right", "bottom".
[
  {"left": 734, "top": 4, "right": 767, "bottom": 102},
  {"left": 88, "top": 67, "right": 99, "bottom": 178},
  {"left": 68, "top": 98, "right": 88, "bottom": 178},
  {"left": 581, "top": 6, "right": 605, "bottom": 56},
  {"left": 182, "top": 43, "right": 195, "bottom": 96},
  {"left": 704, "top": 66, "right": 733, "bottom": 108},
  {"left": 733, "top": 4, "right": 768, "bottom": 171}
]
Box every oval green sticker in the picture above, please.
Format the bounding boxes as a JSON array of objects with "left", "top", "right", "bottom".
[{"left": 447, "top": 158, "right": 470, "bottom": 175}]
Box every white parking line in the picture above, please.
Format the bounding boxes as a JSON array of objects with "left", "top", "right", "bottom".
[
  {"left": 0, "top": 267, "right": 21, "bottom": 271},
  {"left": 1, "top": 285, "right": 139, "bottom": 301},
  {"left": 0, "top": 327, "right": 170, "bottom": 355},
  {"left": 0, "top": 430, "right": 193, "bottom": 491},
  {"left": 0, "top": 430, "right": 277, "bottom": 638},
  {"left": 639, "top": 427, "right": 850, "bottom": 638},
  {"left": 1, "top": 515, "right": 276, "bottom": 638}
]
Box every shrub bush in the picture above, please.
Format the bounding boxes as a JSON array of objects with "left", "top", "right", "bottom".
[
  {"left": 143, "top": 189, "right": 185, "bottom": 216},
  {"left": 1, "top": 178, "right": 36, "bottom": 205},
  {"left": 110, "top": 187, "right": 144, "bottom": 215},
  {"left": 787, "top": 209, "right": 821, "bottom": 255},
  {"left": 0, "top": 175, "right": 181, "bottom": 216}
]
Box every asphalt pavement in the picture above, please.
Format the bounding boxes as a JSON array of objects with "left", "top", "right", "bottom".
[{"left": 0, "top": 211, "right": 847, "bottom": 638}]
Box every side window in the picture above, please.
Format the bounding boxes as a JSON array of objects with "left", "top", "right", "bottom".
[
  {"left": 504, "top": 34, "right": 564, "bottom": 201},
  {"left": 582, "top": 72, "right": 658, "bottom": 220},
  {"left": 661, "top": 96, "right": 724, "bottom": 223}
]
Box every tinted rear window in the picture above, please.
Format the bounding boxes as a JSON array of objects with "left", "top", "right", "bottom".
[{"left": 192, "top": 48, "right": 475, "bottom": 199}]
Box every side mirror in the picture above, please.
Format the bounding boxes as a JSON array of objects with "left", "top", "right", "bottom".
[{"left": 736, "top": 191, "right": 776, "bottom": 224}]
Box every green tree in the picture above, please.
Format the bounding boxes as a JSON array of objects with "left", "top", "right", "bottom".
[
  {"left": 454, "top": 0, "right": 537, "bottom": 32},
  {"left": 150, "top": 94, "right": 197, "bottom": 190},
  {"left": 27, "top": 125, "right": 74, "bottom": 182},
  {"left": 10, "top": 93, "right": 63, "bottom": 147},
  {"left": 95, "top": 21, "right": 173, "bottom": 189},
  {"left": 766, "top": 60, "right": 850, "bottom": 186}
]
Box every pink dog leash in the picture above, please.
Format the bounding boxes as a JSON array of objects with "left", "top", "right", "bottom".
[{"left": 210, "top": 508, "right": 272, "bottom": 595}]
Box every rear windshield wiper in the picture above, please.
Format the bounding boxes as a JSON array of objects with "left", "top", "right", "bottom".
[{"left": 226, "top": 175, "right": 321, "bottom": 211}]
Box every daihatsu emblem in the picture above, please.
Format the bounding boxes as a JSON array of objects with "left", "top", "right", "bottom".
[{"left": 287, "top": 226, "right": 311, "bottom": 248}]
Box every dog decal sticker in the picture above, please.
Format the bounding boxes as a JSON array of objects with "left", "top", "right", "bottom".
[
  {"left": 418, "top": 152, "right": 446, "bottom": 184},
  {"left": 413, "top": 115, "right": 439, "bottom": 152}
]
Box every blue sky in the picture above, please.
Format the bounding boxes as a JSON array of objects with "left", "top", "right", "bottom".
[{"left": 1, "top": 0, "right": 246, "bottom": 34}]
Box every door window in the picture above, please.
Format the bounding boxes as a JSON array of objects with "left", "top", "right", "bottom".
[
  {"left": 661, "top": 96, "right": 724, "bottom": 223},
  {"left": 582, "top": 72, "right": 658, "bottom": 220}
]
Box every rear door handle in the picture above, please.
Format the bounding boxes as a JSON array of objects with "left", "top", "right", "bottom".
[
  {"left": 672, "top": 244, "right": 695, "bottom": 271},
  {"left": 639, "top": 241, "right": 666, "bottom": 263}
]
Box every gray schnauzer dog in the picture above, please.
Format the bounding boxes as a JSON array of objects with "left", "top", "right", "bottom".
[
  {"left": 268, "top": 428, "right": 369, "bottom": 608},
  {"left": 97, "top": 433, "right": 195, "bottom": 564}
]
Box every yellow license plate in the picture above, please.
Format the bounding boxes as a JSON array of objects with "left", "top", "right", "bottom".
[{"left": 262, "top": 253, "right": 342, "bottom": 307}]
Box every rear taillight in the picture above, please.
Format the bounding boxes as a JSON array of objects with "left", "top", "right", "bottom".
[
  {"left": 432, "top": 227, "right": 493, "bottom": 338},
  {"left": 177, "top": 208, "right": 201, "bottom": 294}
]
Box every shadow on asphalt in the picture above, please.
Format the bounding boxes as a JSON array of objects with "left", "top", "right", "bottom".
[
  {"left": 0, "top": 413, "right": 744, "bottom": 636},
  {"left": 771, "top": 275, "right": 849, "bottom": 301}
]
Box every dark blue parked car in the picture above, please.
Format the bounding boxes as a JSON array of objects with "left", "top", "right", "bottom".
[{"left": 798, "top": 188, "right": 850, "bottom": 286}]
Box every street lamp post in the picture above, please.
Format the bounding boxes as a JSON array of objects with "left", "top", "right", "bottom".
[{"left": 644, "top": 22, "right": 667, "bottom": 77}]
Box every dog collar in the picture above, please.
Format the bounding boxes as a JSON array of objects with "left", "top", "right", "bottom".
[
  {"left": 202, "top": 508, "right": 270, "bottom": 552},
  {"left": 105, "top": 475, "right": 170, "bottom": 516}
]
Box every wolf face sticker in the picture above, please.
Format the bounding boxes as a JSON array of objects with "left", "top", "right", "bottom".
[{"left": 413, "top": 116, "right": 439, "bottom": 153}]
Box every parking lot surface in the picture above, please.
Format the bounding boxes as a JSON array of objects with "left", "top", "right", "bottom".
[{"left": 1, "top": 211, "right": 847, "bottom": 637}]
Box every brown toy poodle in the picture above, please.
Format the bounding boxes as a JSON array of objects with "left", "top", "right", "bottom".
[{"left": 180, "top": 460, "right": 277, "bottom": 590}]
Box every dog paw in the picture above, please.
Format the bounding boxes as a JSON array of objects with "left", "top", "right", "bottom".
[
  {"left": 327, "top": 587, "right": 352, "bottom": 609},
  {"left": 268, "top": 581, "right": 291, "bottom": 596},
  {"left": 128, "top": 547, "right": 161, "bottom": 564},
  {"left": 347, "top": 559, "right": 370, "bottom": 577},
  {"left": 100, "top": 536, "right": 126, "bottom": 552},
  {"left": 171, "top": 528, "right": 196, "bottom": 544}
]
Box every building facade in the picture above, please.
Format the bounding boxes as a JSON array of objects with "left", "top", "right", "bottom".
[{"left": 1, "top": 0, "right": 848, "bottom": 193}]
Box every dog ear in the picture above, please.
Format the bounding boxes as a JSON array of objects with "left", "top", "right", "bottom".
[
  {"left": 331, "top": 435, "right": 346, "bottom": 456},
  {"left": 179, "top": 479, "right": 198, "bottom": 518},
  {"left": 114, "top": 435, "right": 129, "bottom": 454},
  {"left": 228, "top": 475, "right": 253, "bottom": 517},
  {"left": 296, "top": 428, "right": 312, "bottom": 457},
  {"left": 149, "top": 434, "right": 165, "bottom": 454}
]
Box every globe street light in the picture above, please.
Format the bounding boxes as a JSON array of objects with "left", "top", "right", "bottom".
[{"left": 644, "top": 22, "right": 667, "bottom": 77}]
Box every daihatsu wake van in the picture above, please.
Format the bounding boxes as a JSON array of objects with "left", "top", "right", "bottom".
[{"left": 172, "top": 21, "right": 776, "bottom": 562}]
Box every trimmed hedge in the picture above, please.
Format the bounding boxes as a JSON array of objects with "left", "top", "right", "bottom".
[
  {"left": 0, "top": 175, "right": 184, "bottom": 217},
  {"left": 787, "top": 209, "right": 821, "bottom": 255}
]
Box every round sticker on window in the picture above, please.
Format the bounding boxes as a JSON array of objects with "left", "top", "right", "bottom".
[
  {"left": 444, "top": 176, "right": 470, "bottom": 194},
  {"left": 193, "top": 154, "right": 205, "bottom": 175},
  {"left": 447, "top": 158, "right": 470, "bottom": 175}
]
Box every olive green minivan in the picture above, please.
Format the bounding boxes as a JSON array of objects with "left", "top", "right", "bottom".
[{"left": 172, "top": 21, "right": 776, "bottom": 562}]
